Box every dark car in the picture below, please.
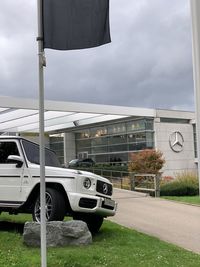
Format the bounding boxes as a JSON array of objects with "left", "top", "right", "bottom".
[{"left": 68, "top": 158, "right": 95, "bottom": 168}]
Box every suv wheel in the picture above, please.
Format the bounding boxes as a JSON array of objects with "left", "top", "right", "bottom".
[
  {"left": 32, "top": 187, "right": 66, "bottom": 222},
  {"left": 73, "top": 214, "right": 103, "bottom": 234}
]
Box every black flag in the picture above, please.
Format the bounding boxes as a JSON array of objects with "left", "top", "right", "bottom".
[{"left": 42, "top": 0, "right": 111, "bottom": 50}]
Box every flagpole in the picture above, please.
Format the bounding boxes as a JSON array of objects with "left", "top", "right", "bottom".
[
  {"left": 190, "top": 0, "right": 200, "bottom": 196},
  {"left": 37, "top": 1, "right": 47, "bottom": 267}
]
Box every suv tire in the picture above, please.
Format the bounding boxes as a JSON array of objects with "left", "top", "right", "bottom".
[
  {"left": 32, "top": 187, "right": 66, "bottom": 222},
  {"left": 73, "top": 213, "right": 103, "bottom": 234}
]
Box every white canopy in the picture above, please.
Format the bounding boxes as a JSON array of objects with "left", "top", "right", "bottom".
[{"left": 0, "top": 96, "right": 156, "bottom": 133}]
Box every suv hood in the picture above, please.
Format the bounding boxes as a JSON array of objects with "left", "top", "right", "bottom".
[{"left": 28, "top": 164, "right": 111, "bottom": 184}]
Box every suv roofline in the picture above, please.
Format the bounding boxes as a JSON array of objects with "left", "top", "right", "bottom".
[{"left": 0, "top": 135, "right": 22, "bottom": 139}]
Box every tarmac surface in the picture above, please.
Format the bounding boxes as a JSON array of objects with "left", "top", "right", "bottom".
[{"left": 108, "top": 188, "right": 200, "bottom": 254}]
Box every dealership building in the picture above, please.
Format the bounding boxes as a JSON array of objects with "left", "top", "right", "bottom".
[
  {"left": 0, "top": 96, "right": 197, "bottom": 177},
  {"left": 49, "top": 109, "right": 196, "bottom": 177}
]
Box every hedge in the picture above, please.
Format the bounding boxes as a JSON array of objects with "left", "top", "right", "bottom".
[{"left": 160, "top": 173, "right": 199, "bottom": 196}]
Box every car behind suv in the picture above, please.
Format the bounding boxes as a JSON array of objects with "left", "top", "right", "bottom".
[{"left": 68, "top": 158, "right": 95, "bottom": 168}]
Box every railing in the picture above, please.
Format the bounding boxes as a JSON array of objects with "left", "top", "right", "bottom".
[
  {"left": 73, "top": 166, "right": 161, "bottom": 197},
  {"left": 130, "top": 173, "right": 161, "bottom": 197}
]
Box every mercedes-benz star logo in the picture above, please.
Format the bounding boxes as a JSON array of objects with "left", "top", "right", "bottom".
[
  {"left": 169, "top": 131, "right": 184, "bottom": 153},
  {"left": 103, "top": 183, "right": 108, "bottom": 194}
]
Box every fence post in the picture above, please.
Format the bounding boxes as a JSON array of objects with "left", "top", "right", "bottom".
[
  {"left": 120, "top": 174, "right": 123, "bottom": 189},
  {"left": 120, "top": 171, "right": 123, "bottom": 189},
  {"left": 110, "top": 170, "right": 113, "bottom": 184},
  {"left": 155, "top": 173, "right": 161, "bottom": 197},
  {"left": 130, "top": 173, "right": 135, "bottom": 191}
]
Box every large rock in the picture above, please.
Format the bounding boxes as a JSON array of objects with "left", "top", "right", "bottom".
[{"left": 23, "top": 220, "right": 92, "bottom": 247}]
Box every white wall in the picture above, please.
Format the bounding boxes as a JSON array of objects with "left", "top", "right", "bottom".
[{"left": 154, "top": 120, "right": 197, "bottom": 177}]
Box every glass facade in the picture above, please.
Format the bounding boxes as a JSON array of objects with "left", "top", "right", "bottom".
[
  {"left": 75, "top": 118, "right": 154, "bottom": 163},
  {"left": 49, "top": 134, "right": 64, "bottom": 164}
]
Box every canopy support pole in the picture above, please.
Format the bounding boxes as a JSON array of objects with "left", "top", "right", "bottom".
[{"left": 190, "top": 0, "right": 200, "bottom": 196}]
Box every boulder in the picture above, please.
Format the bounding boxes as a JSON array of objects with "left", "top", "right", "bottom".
[{"left": 23, "top": 220, "right": 92, "bottom": 247}]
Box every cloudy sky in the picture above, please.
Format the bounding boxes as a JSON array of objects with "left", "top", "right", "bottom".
[{"left": 0, "top": 0, "right": 194, "bottom": 111}]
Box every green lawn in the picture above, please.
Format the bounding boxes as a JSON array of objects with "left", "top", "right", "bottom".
[
  {"left": 161, "top": 195, "right": 200, "bottom": 205},
  {"left": 0, "top": 213, "right": 200, "bottom": 267}
]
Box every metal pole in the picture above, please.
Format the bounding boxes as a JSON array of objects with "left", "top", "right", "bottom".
[
  {"left": 37, "top": 0, "right": 47, "bottom": 266},
  {"left": 190, "top": 0, "right": 200, "bottom": 196}
]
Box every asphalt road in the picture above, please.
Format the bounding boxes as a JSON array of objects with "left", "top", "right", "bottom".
[{"left": 109, "top": 188, "right": 200, "bottom": 254}]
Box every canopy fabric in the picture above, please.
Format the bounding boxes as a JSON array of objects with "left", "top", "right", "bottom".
[{"left": 0, "top": 96, "right": 155, "bottom": 134}]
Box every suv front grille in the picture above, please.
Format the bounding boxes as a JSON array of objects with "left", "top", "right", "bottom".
[
  {"left": 79, "top": 198, "right": 97, "bottom": 209},
  {"left": 96, "top": 180, "right": 112, "bottom": 196}
]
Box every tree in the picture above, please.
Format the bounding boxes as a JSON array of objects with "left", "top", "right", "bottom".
[{"left": 128, "top": 149, "right": 165, "bottom": 174}]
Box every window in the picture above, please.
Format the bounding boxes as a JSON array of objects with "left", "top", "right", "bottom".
[
  {"left": 107, "top": 123, "right": 126, "bottom": 134},
  {"left": 108, "top": 135, "right": 127, "bottom": 145},
  {"left": 127, "top": 120, "right": 145, "bottom": 132},
  {"left": 91, "top": 146, "right": 108, "bottom": 154},
  {"left": 49, "top": 134, "right": 64, "bottom": 164},
  {"left": 0, "top": 141, "right": 19, "bottom": 164},
  {"left": 75, "top": 118, "right": 154, "bottom": 163},
  {"left": 145, "top": 119, "right": 154, "bottom": 130},
  {"left": 193, "top": 124, "right": 197, "bottom": 158},
  {"left": 160, "top": 118, "right": 190, "bottom": 124},
  {"left": 90, "top": 127, "right": 107, "bottom": 138},
  {"left": 22, "top": 139, "right": 61, "bottom": 167},
  {"left": 91, "top": 137, "right": 107, "bottom": 146}
]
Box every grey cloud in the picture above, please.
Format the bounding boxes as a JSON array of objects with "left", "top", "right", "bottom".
[{"left": 0, "top": 0, "right": 195, "bottom": 111}]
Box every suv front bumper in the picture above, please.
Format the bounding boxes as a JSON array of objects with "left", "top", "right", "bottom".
[{"left": 68, "top": 192, "right": 117, "bottom": 217}]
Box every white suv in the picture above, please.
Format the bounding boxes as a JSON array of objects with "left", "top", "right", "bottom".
[{"left": 0, "top": 136, "right": 117, "bottom": 233}]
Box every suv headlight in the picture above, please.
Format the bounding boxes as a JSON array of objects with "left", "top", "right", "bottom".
[{"left": 83, "top": 177, "right": 92, "bottom": 189}]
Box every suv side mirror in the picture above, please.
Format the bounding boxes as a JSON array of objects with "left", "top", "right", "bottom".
[{"left": 7, "top": 155, "right": 24, "bottom": 168}]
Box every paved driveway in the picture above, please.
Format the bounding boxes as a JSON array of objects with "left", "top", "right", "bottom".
[{"left": 109, "top": 188, "right": 200, "bottom": 253}]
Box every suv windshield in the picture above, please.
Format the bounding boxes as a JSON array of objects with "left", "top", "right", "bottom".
[{"left": 22, "top": 139, "right": 61, "bottom": 168}]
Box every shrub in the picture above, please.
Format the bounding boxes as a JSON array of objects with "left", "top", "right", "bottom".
[
  {"left": 94, "top": 164, "right": 128, "bottom": 172},
  {"left": 175, "top": 171, "right": 198, "bottom": 183},
  {"left": 160, "top": 171, "right": 199, "bottom": 196},
  {"left": 128, "top": 149, "right": 165, "bottom": 174},
  {"left": 75, "top": 164, "right": 128, "bottom": 172},
  {"left": 160, "top": 176, "right": 174, "bottom": 186}
]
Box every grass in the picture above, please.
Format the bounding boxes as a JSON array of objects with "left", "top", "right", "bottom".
[
  {"left": 1, "top": 213, "right": 200, "bottom": 267},
  {"left": 161, "top": 195, "right": 200, "bottom": 205}
]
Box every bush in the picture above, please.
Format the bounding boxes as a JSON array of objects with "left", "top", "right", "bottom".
[
  {"left": 74, "top": 164, "right": 128, "bottom": 172},
  {"left": 94, "top": 164, "right": 128, "bottom": 172},
  {"left": 160, "top": 171, "right": 199, "bottom": 196},
  {"left": 161, "top": 176, "right": 174, "bottom": 185},
  {"left": 128, "top": 149, "right": 165, "bottom": 174}
]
